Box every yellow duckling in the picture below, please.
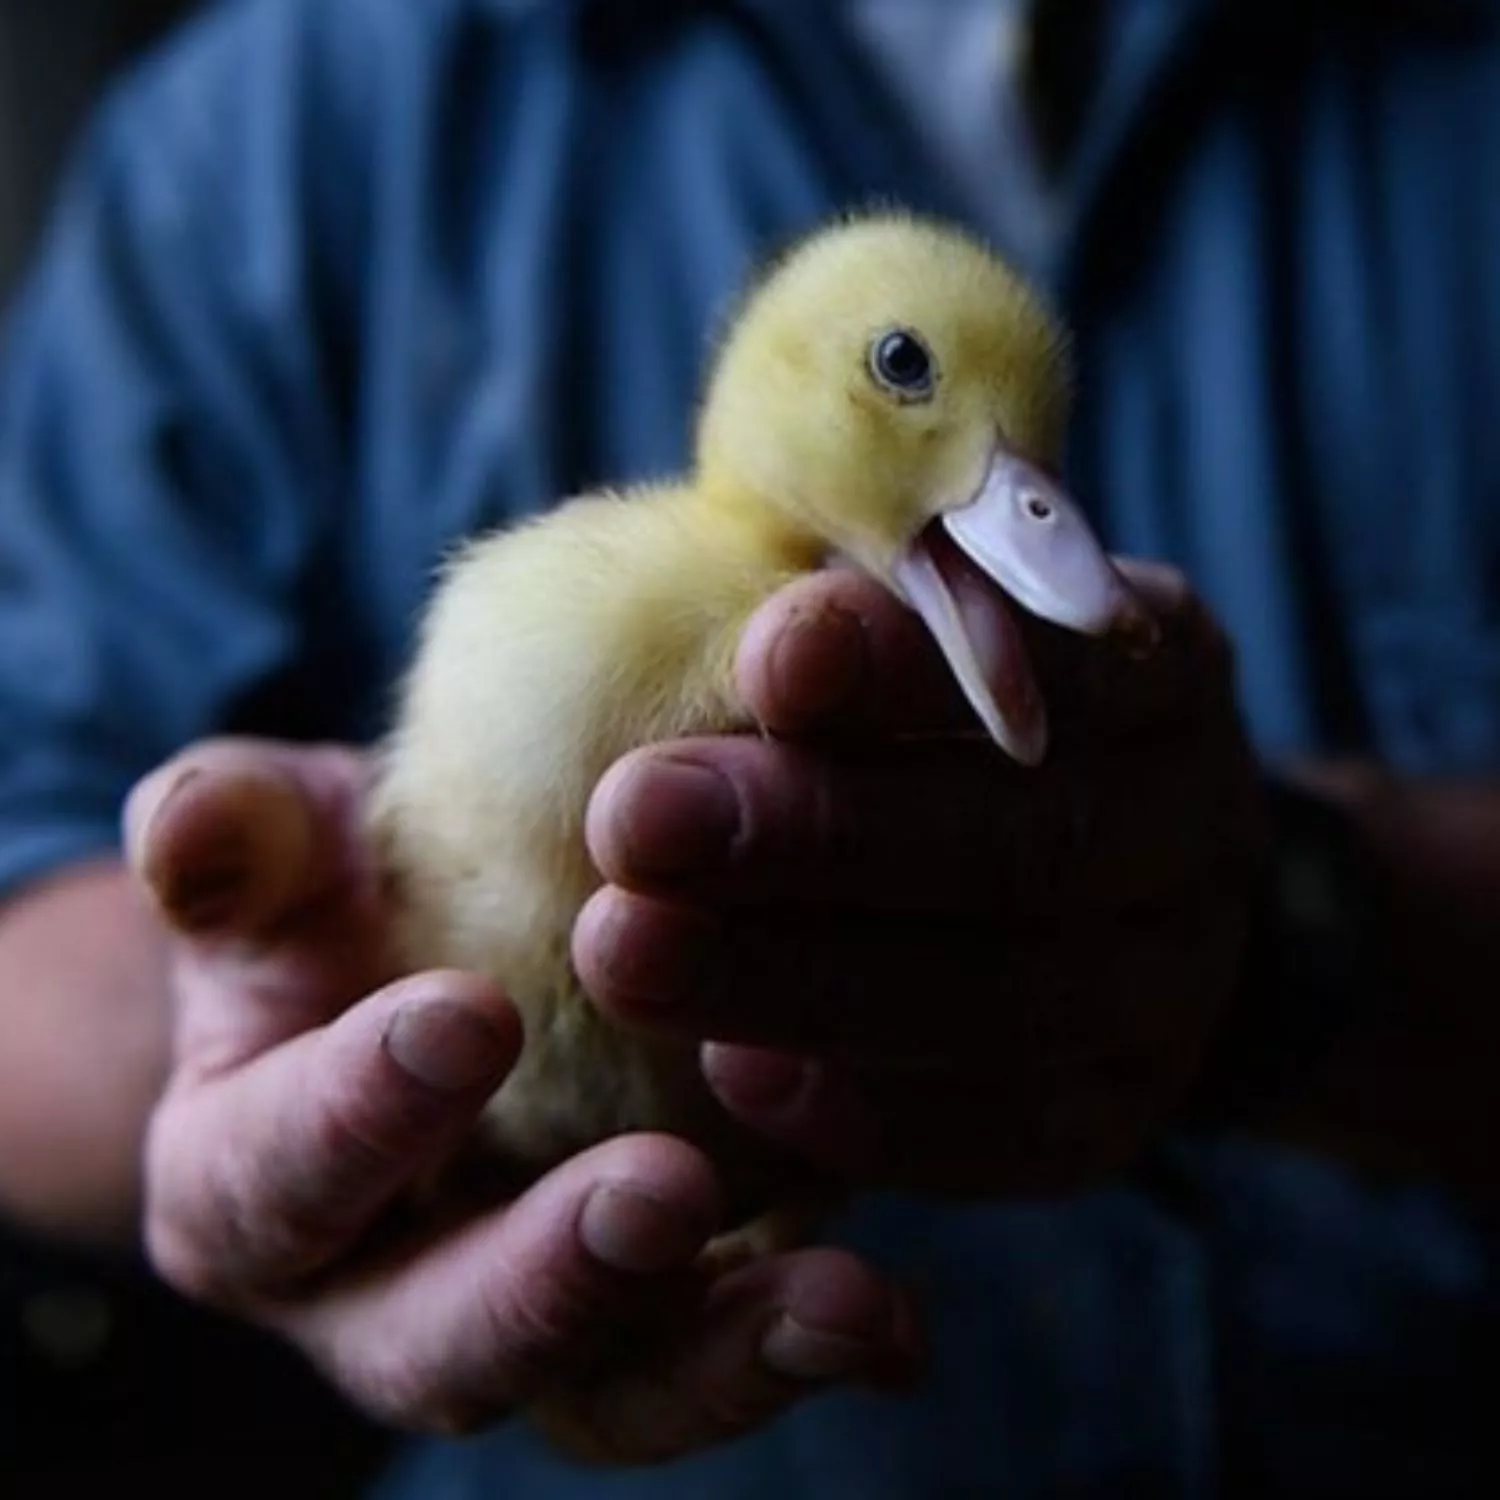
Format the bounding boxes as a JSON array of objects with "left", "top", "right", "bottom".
[{"left": 369, "top": 211, "right": 1149, "bottom": 1216}]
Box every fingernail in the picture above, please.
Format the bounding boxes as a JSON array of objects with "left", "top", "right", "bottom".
[
  {"left": 579, "top": 1185, "right": 706, "bottom": 1274},
  {"left": 158, "top": 824, "right": 253, "bottom": 932},
  {"left": 704, "top": 1047, "right": 810, "bottom": 1113},
  {"left": 138, "top": 767, "right": 309, "bottom": 934},
  {"left": 770, "top": 603, "right": 867, "bottom": 721},
  {"left": 384, "top": 1002, "right": 514, "bottom": 1094},
  {"left": 761, "top": 1316, "right": 879, "bottom": 1382},
  {"left": 139, "top": 765, "right": 203, "bottom": 846},
  {"left": 617, "top": 758, "right": 739, "bottom": 876},
  {"left": 134, "top": 768, "right": 240, "bottom": 928}
]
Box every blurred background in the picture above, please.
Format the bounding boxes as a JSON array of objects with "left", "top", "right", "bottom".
[
  {"left": 0, "top": 0, "right": 187, "bottom": 296},
  {"left": 0, "top": 3, "right": 390, "bottom": 1494}
]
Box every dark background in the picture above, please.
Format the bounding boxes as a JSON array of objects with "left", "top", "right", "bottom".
[
  {"left": 0, "top": 0, "right": 187, "bottom": 296},
  {"left": 1, "top": 4, "right": 390, "bottom": 1494}
]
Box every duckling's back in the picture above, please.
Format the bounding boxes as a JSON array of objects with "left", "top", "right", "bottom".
[{"left": 370, "top": 483, "right": 806, "bottom": 1176}]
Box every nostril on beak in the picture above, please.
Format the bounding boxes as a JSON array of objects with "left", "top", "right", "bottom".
[{"left": 1024, "top": 496, "right": 1053, "bottom": 521}]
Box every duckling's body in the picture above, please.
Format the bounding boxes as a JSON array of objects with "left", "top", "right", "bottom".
[
  {"left": 372, "top": 484, "right": 813, "bottom": 1199},
  {"left": 370, "top": 211, "right": 1149, "bottom": 1226}
]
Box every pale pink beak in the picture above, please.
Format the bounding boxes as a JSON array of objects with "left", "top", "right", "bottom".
[{"left": 892, "top": 445, "right": 1155, "bottom": 765}]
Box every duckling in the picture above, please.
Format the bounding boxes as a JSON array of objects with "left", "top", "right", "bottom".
[{"left": 369, "top": 211, "right": 1150, "bottom": 1221}]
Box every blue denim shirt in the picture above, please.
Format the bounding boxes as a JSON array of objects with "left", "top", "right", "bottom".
[{"left": 2, "top": 0, "right": 1498, "bottom": 1493}]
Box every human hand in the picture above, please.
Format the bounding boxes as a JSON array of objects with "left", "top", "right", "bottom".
[
  {"left": 1255, "top": 762, "right": 1500, "bottom": 1203},
  {"left": 577, "top": 553, "right": 1266, "bottom": 1197},
  {"left": 125, "top": 740, "right": 920, "bottom": 1461}
]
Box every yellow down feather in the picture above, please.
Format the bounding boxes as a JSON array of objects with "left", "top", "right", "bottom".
[{"left": 368, "top": 210, "right": 1071, "bottom": 1205}]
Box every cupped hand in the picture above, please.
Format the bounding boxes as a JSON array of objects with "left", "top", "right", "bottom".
[
  {"left": 578, "top": 556, "right": 1267, "bottom": 1197},
  {"left": 124, "top": 740, "right": 919, "bottom": 1462}
]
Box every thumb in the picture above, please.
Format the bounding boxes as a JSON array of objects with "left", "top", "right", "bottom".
[
  {"left": 124, "top": 738, "right": 372, "bottom": 939},
  {"left": 123, "top": 738, "right": 395, "bottom": 1070}
]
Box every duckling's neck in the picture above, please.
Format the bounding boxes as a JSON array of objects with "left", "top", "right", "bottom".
[{"left": 681, "top": 473, "right": 830, "bottom": 573}]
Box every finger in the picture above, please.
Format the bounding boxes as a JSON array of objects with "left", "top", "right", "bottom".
[
  {"left": 145, "top": 970, "right": 522, "bottom": 1299},
  {"left": 703, "top": 935, "right": 1236, "bottom": 1199},
  {"left": 575, "top": 889, "right": 1205, "bottom": 1057},
  {"left": 1014, "top": 554, "right": 1242, "bottom": 749},
  {"left": 124, "top": 738, "right": 372, "bottom": 940},
  {"left": 530, "top": 1249, "right": 922, "bottom": 1464},
  {"left": 735, "top": 569, "right": 969, "bottom": 734},
  {"left": 288, "top": 1133, "right": 725, "bottom": 1434},
  {"left": 708, "top": 1044, "right": 1214, "bottom": 1198},
  {"left": 587, "top": 732, "right": 1233, "bottom": 913},
  {"left": 735, "top": 558, "right": 1232, "bottom": 745},
  {"left": 126, "top": 741, "right": 396, "bottom": 1065},
  {"left": 701, "top": 1047, "right": 883, "bottom": 1180}
]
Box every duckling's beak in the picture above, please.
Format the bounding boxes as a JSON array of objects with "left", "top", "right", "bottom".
[
  {"left": 892, "top": 445, "right": 1155, "bottom": 765},
  {"left": 946, "top": 448, "right": 1153, "bottom": 641}
]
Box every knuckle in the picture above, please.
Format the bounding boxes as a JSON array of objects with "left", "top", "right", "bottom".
[
  {"left": 218, "top": 1126, "right": 312, "bottom": 1242},
  {"left": 345, "top": 1344, "right": 487, "bottom": 1434},
  {"left": 687, "top": 1374, "right": 787, "bottom": 1441},
  {"left": 555, "top": 1366, "right": 785, "bottom": 1465},
  {"left": 142, "top": 1211, "right": 239, "bottom": 1308},
  {"left": 528, "top": 1394, "right": 643, "bottom": 1462},
  {"left": 315, "top": 1312, "right": 519, "bottom": 1437},
  {"left": 170, "top": 1131, "right": 341, "bottom": 1293},
  {"left": 480, "top": 1256, "right": 621, "bottom": 1392},
  {"left": 771, "top": 747, "right": 858, "bottom": 864},
  {"left": 306, "top": 1080, "right": 406, "bottom": 1199},
  {"left": 736, "top": 739, "right": 866, "bottom": 875},
  {"left": 143, "top": 1141, "right": 264, "bottom": 1303}
]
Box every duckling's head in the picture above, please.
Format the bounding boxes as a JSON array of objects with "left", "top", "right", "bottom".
[{"left": 695, "top": 212, "right": 1151, "bottom": 762}]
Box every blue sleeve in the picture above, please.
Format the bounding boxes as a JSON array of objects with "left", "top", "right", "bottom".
[{"left": 0, "top": 0, "right": 376, "bottom": 901}]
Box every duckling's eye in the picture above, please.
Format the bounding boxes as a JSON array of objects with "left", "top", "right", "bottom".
[{"left": 869, "top": 328, "right": 937, "bottom": 402}]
